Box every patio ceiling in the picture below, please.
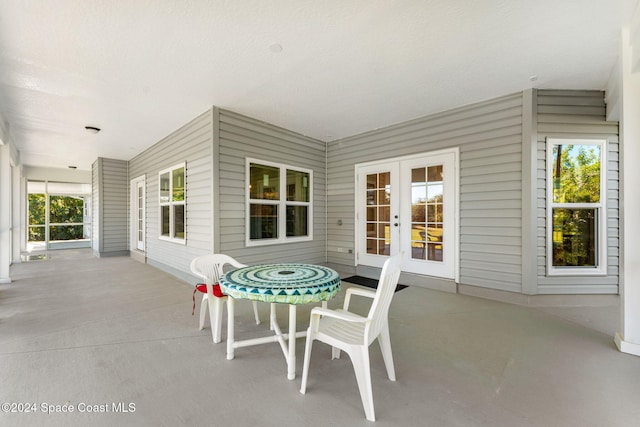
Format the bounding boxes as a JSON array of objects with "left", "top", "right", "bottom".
[{"left": 0, "top": 0, "right": 637, "bottom": 171}]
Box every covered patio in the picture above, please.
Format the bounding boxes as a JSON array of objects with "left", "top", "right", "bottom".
[{"left": 1, "top": 249, "right": 637, "bottom": 426}]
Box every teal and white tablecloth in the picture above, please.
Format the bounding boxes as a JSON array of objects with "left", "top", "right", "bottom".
[{"left": 220, "top": 263, "right": 340, "bottom": 305}]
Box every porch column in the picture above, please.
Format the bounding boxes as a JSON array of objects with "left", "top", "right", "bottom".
[
  {"left": 11, "top": 164, "right": 22, "bottom": 263},
  {"left": 20, "top": 175, "right": 27, "bottom": 252},
  {"left": 615, "top": 26, "right": 640, "bottom": 357},
  {"left": 0, "top": 143, "right": 11, "bottom": 283}
]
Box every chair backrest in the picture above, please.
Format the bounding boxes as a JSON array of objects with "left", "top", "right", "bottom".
[
  {"left": 190, "top": 254, "right": 246, "bottom": 286},
  {"left": 365, "top": 252, "right": 403, "bottom": 343}
]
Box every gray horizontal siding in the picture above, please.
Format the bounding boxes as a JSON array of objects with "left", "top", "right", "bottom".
[
  {"left": 327, "top": 92, "right": 524, "bottom": 292},
  {"left": 129, "top": 109, "right": 214, "bottom": 280},
  {"left": 91, "top": 160, "right": 100, "bottom": 252},
  {"left": 217, "top": 109, "right": 327, "bottom": 265},
  {"left": 92, "top": 158, "right": 128, "bottom": 255},
  {"left": 535, "top": 90, "right": 619, "bottom": 293}
]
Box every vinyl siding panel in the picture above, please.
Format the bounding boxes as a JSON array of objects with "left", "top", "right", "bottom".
[
  {"left": 128, "top": 109, "right": 213, "bottom": 281},
  {"left": 92, "top": 158, "right": 128, "bottom": 256},
  {"left": 327, "top": 92, "right": 524, "bottom": 292},
  {"left": 217, "top": 109, "right": 327, "bottom": 265},
  {"left": 91, "top": 159, "right": 100, "bottom": 252},
  {"left": 535, "top": 90, "right": 619, "bottom": 293}
]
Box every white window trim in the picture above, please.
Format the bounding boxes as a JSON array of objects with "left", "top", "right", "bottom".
[
  {"left": 546, "top": 138, "right": 607, "bottom": 276},
  {"left": 245, "top": 158, "right": 313, "bottom": 247},
  {"left": 158, "top": 162, "right": 186, "bottom": 245}
]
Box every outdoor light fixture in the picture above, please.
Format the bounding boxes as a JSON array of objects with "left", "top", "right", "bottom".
[{"left": 85, "top": 125, "right": 101, "bottom": 133}]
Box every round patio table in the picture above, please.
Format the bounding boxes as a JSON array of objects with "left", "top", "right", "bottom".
[
  {"left": 221, "top": 263, "right": 340, "bottom": 304},
  {"left": 220, "top": 263, "right": 340, "bottom": 379}
]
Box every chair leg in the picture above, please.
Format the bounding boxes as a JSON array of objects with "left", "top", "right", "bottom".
[
  {"left": 331, "top": 346, "right": 341, "bottom": 360},
  {"left": 209, "top": 297, "right": 224, "bottom": 343},
  {"left": 351, "top": 348, "right": 375, "bottom": 422},
  {"left": 378, "top": 327, "right": 396, "bottom": 381},
  {"left": 251, "top": 301, "right": 261, "bottom": 325},
  {"left": 199, "top": 295, "right": 208, "bottom": 330},
  {"left": 299, "top": 329, "right": 315, "bottom": 394}
]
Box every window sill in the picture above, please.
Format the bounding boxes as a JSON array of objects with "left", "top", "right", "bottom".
[
  {"left": 159, "top": 236, "right": 186, "bottom": 245},
  {"left": 246, "top": 236, "right": 313, "bottom": 247},
  {"left": 547, "top": 266, "right": 608, "bottom": 277}
]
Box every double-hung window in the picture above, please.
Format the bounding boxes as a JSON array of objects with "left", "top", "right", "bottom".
[
  {"left": 159, "top": 163, "right": 185, "bottom": 243},
  {"left": 246, "top": 159, "right": 312, "bottom": 246},
  {"left": 546, "top": 139, "right": 606, "bottom": 275}
]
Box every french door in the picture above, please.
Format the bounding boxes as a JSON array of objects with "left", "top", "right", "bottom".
[
  {"left": 356, "top": 149, "right": 457, "bottom": 279},
  {"left": 131, "top": 176, "right": 146, "bottom": 252}
]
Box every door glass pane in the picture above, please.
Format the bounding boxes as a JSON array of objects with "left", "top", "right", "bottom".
[
  {"left": 428, "top": 165, "right": 443, "bottom": 182},
  {"left": 366, "top": 190, "right": 377, "bottom": 205},
  {"left": 427, "top": 224, "right": 444, "bottom": 261},
  {"left": 411, "top": 167, "right": 426, "bottom": 260},
  {"left": 411, "top": 165, "right": 444, "bottom": 261},
  {"left": 250, "top": 164, "right": 280, "bottom": 200},
  {"left": 286, "top": 205, "right": 308, "bottom": 236},
  {"left": 552, "top": 208, "right": 596, "bottom": 267},
  {"left": 379, "top": 239, "right": 390, "bottom": 255},
  {"left": 379, "top": 172, "right": 390, "bottom": 187},
  {"left": 365, "top": 171, "right": 392, "bottom": 255},
  {"left": 427, "top": 242, "right": 443, "bottom": 261},
  {"left": 366, "top": 207, "right": 377, "bottom": 221},
  {"left": 366, "top": 239, "right": 377, "bottom": 254},
  {"left": 379, "top": 206, "right": 390, "bottom": 221}
]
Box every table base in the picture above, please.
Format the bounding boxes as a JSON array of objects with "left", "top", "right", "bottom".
[{"left": 226, "top": 300, "right": 327, "bottom": 380}]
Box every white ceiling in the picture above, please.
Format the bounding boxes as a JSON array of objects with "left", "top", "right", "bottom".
[{"left": 0, "top": 0, "right": 637, "bottom": 171}]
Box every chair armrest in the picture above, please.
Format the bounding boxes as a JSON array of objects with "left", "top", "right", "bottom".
[
  {"left": 345, "top": 287, "right": 376, "bottom": 299},
  {"left": 310, "top": 307, "right": 367, "bottom": 323},
  {"left": 343, "top": 286, "right": 376, "bottom": 311},
  {"left": 192, "top": 271, "right": 208, "bottom": 283}
]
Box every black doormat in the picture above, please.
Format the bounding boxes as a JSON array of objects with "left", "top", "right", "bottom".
[{"left": 341, "top": 276, "right": 408, "bottom": 292}]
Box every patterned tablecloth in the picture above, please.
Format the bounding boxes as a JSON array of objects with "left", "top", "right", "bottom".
[{"left": 220, "top": 263, "right": 340, "bottom": 305}]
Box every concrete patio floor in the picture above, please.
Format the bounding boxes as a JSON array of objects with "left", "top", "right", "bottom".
[{"left": 1, "top": 249, "right": 639, "bottom": 426}]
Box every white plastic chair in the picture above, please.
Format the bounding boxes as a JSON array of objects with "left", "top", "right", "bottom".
[
  {"left": 190, "top": 254, "right": 260, "bottom": 343},
  {"left": 300, "top": 252, "right": 403, "bottom": 422}
]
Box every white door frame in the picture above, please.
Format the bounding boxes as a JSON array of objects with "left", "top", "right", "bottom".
[
  {"left": 355, "top": 148, "right": 459, "bottom": 281},
  {"left": 130, "top": 175, "right": 146, "bottom": 252}
]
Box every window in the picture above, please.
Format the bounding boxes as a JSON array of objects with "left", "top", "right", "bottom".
[
  {"left": 246, "top": 159, "right": 312, "bottom": 246},
  {"left": 546, "top": 139, "right": 606, "bottom": 275},
  {"left": 27, "top": 181, "right": 92, "bottom": 248},
  {"left": 159, "top": 163, "right": 185, "bottom": 243}
]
